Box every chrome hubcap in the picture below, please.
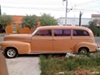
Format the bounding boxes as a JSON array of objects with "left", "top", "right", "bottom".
[
  {"left": 7, "top": 49, "right": 16, "bottom": 57},
  {"left": 80, "top": 49, "right": 87, "bottom": 53},
  {"left": 81, "top": 50, "right": 85, "bottom": 53}
]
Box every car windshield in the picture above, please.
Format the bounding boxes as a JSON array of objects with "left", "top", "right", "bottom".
[{"left": 32, "top": 28, "right": 38, "bottom": 35}]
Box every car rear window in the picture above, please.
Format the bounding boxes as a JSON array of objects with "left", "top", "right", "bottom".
[{"left": 73, "top": 30, "right": 89, "bottom": 36}]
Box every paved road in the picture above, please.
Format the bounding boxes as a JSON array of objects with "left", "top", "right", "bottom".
[
  {"left": 95, "top": 37, "right": 100, "bottom": 46},
  {"left": 0, "top": 36, "right": 100, "bottom": 75},
  {"left": 6, "top": 56, "right": 40, "bottom": 75},
  {"left": 0, "top": 36, "right": 3, "bottom": 42}
]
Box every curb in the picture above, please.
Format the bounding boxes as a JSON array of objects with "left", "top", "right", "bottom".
[{"left": 0, "top": 34, "right": 6, "bottom": 36}]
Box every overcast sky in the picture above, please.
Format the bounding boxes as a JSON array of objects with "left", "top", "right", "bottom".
[{"left": 0, "top": 0, "right": 100, "bottom": 18}]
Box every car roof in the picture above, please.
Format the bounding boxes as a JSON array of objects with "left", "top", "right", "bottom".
[{"left": 37, "top": 26, "right": 90, "bottom": 31}]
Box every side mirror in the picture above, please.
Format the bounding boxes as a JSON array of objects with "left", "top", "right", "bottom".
[{"left": 0, "top": 53, "right": 9, "bottom": 75}]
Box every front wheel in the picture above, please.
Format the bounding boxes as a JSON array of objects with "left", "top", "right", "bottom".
[{"left": 4, "top": 48, "right": 18, "bottom": 58}]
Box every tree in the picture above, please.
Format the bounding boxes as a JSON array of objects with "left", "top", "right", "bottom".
[
  {"left": 0, "top": 14, "right": 13, "bottom": 31},
  {"left": 89, "top": 19, "right": 100, "bottom": 36},
  {"left": 39, "top": 13, "right": 58, "bottom": 26},
  {"left": 22, "top": 15, "right": 37, "bottom": 30}
]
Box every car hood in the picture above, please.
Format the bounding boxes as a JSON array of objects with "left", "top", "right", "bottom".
[{"left": 4, "top": 34, "right": 32, "bottom": 41}]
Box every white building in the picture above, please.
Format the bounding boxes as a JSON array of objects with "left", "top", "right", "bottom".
[
  {"left": 91, "top": 14, "right": 100, "bottom": 26},
  {"left": 57, "top": 17, "right": 91, "bottom": 27}
]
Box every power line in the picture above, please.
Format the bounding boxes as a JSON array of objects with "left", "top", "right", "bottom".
[
  {"left": 1, "top": 0, "right": 99, "bottom": 8},
  {"left": 80, "top": 5, "right": 100, "bottom": 9},
  {"left": 75, "top": 0, "right": 98, "bottom": 6},
  {"left": 0, "top": 1, "right": 62, "bottom": 5},
  {"left": 1, "top": 5, "right": 100, "bottom": 11},
  {"left": 2, "top": 6, "right": 65, "bottom": 11},
  {"left": 73, "top": 8, "right": 100, "bottom": 11},
  {"left": 1, "top": 0, "right": 100, "bottom": 11}
]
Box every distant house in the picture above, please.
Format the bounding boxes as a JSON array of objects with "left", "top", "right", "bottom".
[
  {"left": 57, "top": 17, "right": 91, "bottom": 27},
  {"left": 92, "top": 14, "right": 100, "bottom": 20},
  {"left": 91, "top": 14, "right": 100, "bottom": 26},
  {"left": 6, "top": 15, "right": 40, "bottom": 34}
]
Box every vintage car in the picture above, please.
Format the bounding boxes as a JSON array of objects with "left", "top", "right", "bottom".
[{"left": 0, "top": 26, "right": 99, "bottom": 58}]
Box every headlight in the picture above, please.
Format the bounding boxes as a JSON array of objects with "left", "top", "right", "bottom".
[{"left": 96, "top": 44, "right": 100, "bottom": 51}]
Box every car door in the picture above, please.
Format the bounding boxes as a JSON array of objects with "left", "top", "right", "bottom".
[
  {"left": 31, "top": 29, "right": 53, "bottom": 53},
  {"left": 71, "top": 29, "right": 91, "bottom": 47},
  {"left": 53, "top": 29, "right": 72, "bottom": 52}
]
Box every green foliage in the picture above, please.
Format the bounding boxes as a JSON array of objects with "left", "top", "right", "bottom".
[
  {"left": 0, "top": 14, "right": 13, "bottom": 28},
  {"left": 39, "top": 13, "right": 58, "bottom": 26},
  {"left": 89, "top": 19, "right": 100, "bottom": 36},
  {"left": 40, "top": 55, "right": 100, "bottom": 75},
  {"left": 22, "top": 15, "right": 37, "bottom": 29}
]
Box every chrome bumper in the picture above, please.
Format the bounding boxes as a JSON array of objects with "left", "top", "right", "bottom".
[
  {"left": 96, "top": 43, "right": 100, "bottom": 51},
  {"left": 97, "top": 48, "right": 100, "bottom": 51}
]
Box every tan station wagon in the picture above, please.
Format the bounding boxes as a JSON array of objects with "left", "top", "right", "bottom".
[{"left": 0, "top": 26, "right": 99, "bottom": 58}]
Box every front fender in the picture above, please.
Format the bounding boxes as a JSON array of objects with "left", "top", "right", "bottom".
[
  {"left": 74, "top": 42, "right": 97, "bottom": 53},
  {"left": 0, "top": 41, "right": 31, "bottom": 54}
]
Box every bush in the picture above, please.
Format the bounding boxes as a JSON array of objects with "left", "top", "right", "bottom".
[
  {"left": 40, "top": 55, "right": 100, "bottom": 75},
  {"left": 89, "top": 19, "right": 100, "bottom": 36}
]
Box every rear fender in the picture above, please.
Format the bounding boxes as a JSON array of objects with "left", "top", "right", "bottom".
[{"left": 74, "top": 42, "right": 97, "bottom": 53}]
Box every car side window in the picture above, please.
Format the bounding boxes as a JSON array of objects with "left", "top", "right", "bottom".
[
  {"left": 63, "top": 29, "right": 71, "bottom": 36},
  {"left": 35, "top": 30, "right": 52, "bottom": 36},
  {"left": 54, "top": 29, "right": 71, "bottom": 36},
  {"left": 73, "top": 30, "right": 89, "bottom": 36}
]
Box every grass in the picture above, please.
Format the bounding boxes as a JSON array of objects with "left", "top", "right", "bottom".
[{"left": 40, "top": 54, "right": 100, "bottom": 75}]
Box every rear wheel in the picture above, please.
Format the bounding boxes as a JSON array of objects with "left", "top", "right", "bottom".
[
  {"left": 79, "top": 47, "right": 89, "bottom": 54},
  {"left": 4, "top": 47, "right": 18, "bottom": 58}
]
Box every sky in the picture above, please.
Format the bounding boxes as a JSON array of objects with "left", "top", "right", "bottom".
[{"left": 0, "top": 0, "right": 100, "bottom": 18}]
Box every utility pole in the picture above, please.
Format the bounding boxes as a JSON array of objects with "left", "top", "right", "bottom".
[
  {"left": 79, "top": 11, "right": 82, "bottom": 26},
  {"left": 0, "top": 5, "right": 1, "bottom": 15},
  {"left": 65, "top": 0, "right": 68, "bottom": 25},
  {"left": 63, "top": 0, "right": 68, "bottom": 25}
]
